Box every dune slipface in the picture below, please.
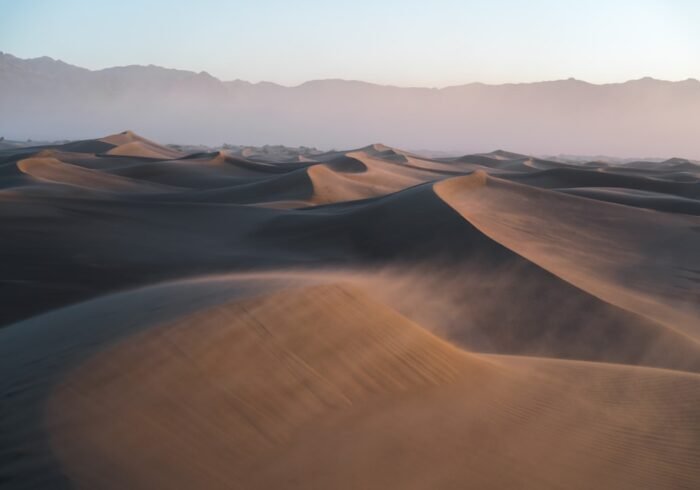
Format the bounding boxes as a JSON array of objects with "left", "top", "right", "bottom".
[{"left": 1, "top": 131, "right": 699, "bottom": 489}]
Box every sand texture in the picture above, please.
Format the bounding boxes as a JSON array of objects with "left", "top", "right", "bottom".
[{"left": 1, "top": 132, "right": 699, "bottom": 489}]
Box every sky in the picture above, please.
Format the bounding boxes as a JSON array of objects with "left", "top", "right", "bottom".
[{"left": 1, "top": 0, "right": 699, "bottom": 87}]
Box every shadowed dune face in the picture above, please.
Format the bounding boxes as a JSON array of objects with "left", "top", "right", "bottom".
[{"left": 1, "top": 132, "right": 700, "bottom": 489}]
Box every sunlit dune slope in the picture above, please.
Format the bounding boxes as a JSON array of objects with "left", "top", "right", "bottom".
[{"left": 37, "top": 280, "right": 700, "bottom": 490}]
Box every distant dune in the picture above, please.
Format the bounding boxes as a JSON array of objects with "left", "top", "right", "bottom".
[
  {"left": 1, "top": 131, "right": 699, "bottom": 489},
  {"left": 2, "top": 52, "right": 700, "bottom": 157}
]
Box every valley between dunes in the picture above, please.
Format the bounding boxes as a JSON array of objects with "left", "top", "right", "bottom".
[{"left": 1, "top": 131, "right": 699, "bottom": 489}]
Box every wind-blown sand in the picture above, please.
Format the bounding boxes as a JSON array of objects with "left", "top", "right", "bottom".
[{"left": 1, "top": 131, "right": 699, "bottom": 489}]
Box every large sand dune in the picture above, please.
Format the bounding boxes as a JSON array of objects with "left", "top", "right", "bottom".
[{"left": 1, "top": 131, "right": 699, "bottom": 489}]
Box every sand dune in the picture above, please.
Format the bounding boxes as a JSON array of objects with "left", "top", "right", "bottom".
[
  {"left": 101, "top": 130, "right": 185, "bottom": 159},
  {"left": 17, "top": 156, "right": 173, "bottom": 193},
  {"left": 1, "top": 132, "right": 699, "bottom": 489},
  {"left": 435, "top": 172, "right": 700, "bottom": 336},
  {"left": 560, "top": 187, "right": 700, "bottom": 215}
]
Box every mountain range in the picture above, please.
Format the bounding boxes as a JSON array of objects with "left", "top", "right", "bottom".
[{"left": 1, "top": 52, "right": 699, "bottom": 158}]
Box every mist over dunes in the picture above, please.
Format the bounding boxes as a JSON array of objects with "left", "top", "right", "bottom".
[{"left": 2, "top": 52, "right": 700, "bottom": 158}]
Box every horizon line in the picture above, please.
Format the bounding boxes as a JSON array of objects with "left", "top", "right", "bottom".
[
  {"left": 2, "top": 129, "right": 696, "bottom": 164},
  {"left": 3, "top": 51, "right": 699, "bottom": 90}
]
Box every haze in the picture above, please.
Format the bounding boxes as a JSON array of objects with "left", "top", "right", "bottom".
[{"left": 2, "top": 52, "right": 700, "bottom": 158}]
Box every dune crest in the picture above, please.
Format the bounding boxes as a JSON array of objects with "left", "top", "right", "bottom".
[{"left": 101, "top": 130, "right": 185, "bottom": 159}]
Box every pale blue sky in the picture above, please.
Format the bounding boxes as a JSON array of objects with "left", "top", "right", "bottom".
[{"left": 1, "top": 0, "right": 698, "bottom": 86}]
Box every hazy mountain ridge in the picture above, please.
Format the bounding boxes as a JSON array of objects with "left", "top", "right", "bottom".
[{"left": 2, "top": 52, "right": 700, "bottom": 158}]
